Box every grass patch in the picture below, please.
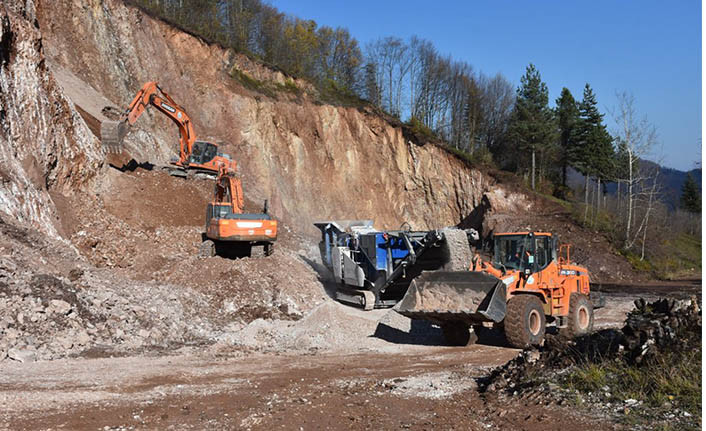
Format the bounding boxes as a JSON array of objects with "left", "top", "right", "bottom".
[
  {"left": 651, "top": 233, "right": 701, "bottom": 279},
  {"left": 276, "top": 78, "right": 301, "bottom": 94},
  {"left": 564, "top": 349, "right": 701, "bottom": 428},
  {"left": 316, "top": 79, "right": 367, "bottom": 108},
  {"left": 617, "top": 232, "right": 701, "bottom": 279},
  {"left": 228, "top": 67, "right": 276, "bottom": 98},
  {"left": 536, "top": 191, "right": 573, "bottom": 211},
  {"left": 405, "top": 116, "right": 436, "bottom": 141},
  {"left": 620, "top": 249, "right": 653, "bottom": 272}
]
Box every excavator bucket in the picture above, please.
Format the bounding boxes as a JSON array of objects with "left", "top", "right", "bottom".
[
  {"left": 397, "top": 271, "right": 507, "bottom": 324},
  {"left": 100, "top": 120, "right": 128, "bottom": 153}
]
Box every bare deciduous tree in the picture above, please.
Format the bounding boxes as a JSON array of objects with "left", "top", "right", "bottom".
[{"left": 611, "top": 91, "right": 658, "bottom": 250}]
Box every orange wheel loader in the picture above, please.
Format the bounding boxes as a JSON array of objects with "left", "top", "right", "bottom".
[
  {"left": 101, "top": 82, "right": 236, "bottom": 178},
  {"left": 397, "top": 231, "right": 604, "bottom": 348},
  {"left": 199, "top": 167, "right": 277, "bottom": 258}
]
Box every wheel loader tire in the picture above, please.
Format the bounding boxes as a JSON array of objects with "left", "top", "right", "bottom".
[
  {"left": 441, "top": 322, "right": 478, "bottom": 346},
  {"left": 562, "top": 293, "right": 594, "bottom": 338},
  {"left": 504, "top": 295, "right": 546, "bottom": 348},
  {"left": 199, "top": 240, "right": 216, "bottom": 258}
]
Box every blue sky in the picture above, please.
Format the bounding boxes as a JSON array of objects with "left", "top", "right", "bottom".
[{"left": 272, "top": 0, "right": 701, "bottom": 171}]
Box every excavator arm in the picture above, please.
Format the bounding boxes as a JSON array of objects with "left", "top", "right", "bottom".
[
  {"left": 122, "top": 82, "right": 196, "bottom": 167},
  {"left": 214, "top": 167, "right": 244, "bottom": 214}
]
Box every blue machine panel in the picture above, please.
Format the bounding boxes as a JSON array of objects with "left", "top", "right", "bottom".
[{"left": 374, "top": 234, "right": 412, "bottom": 271}]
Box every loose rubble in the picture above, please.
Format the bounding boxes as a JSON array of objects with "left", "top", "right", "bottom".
[{"left": 480, "top": 297, "right": 702, "bottom": 429}]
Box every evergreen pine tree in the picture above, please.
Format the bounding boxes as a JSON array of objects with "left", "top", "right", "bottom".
[
  {"left": 680, "top": 173, "right": 701, "bottom": 213},
  {"left": 506, "top": 64, "right": 556, "bottom": 190},
  {"left": 555, "top": 87, "right": 579, "bottom": 187},
  {"left": 571, "top": 84, "right": 613, "bottom": 179},
  {"left": 571, "top": 84, "right": 613, "bottom": 220}
]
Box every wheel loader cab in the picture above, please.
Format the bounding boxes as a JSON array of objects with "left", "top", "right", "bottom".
[
  {"left": 493, "top": 232, "right": 554, "bottom": 275},
  {"left": 493, "top": 234, "right": 530, "bottom": 273}
]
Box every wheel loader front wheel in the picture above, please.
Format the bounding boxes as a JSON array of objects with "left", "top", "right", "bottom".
[
  {"left": 504, "top": 295, "right": 546, "bottom": 348},
  {"left": 562, "top": 293, "right": 594, "bottom": 338}
]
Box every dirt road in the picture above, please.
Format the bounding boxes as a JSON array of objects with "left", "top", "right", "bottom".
[
  {"left": 0, "top": 282, "right": 698, "bottom": 431},
  {"left": 1, "top": 346, "right": 614, "bottom": 431}
]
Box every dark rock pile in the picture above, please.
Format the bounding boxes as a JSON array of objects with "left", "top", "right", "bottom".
[
  {"left": 622, "top": 298, "right": 701, "bottom": 364},
  {"left": 478, "top": 297, "right": 701, "bottom": 429},
  {"left": 481, "top": 297, "right": 701, "bottom": 394}
]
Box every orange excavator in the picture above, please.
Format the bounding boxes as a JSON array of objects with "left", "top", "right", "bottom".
[
  {"left": 101, "top": 82, "right": 236, "bottom": 177},
  {"left": 199, "top": 167, "right": 277, "bottom": 258}
]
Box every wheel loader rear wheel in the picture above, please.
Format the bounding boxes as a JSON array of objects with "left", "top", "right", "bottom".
[
  {"left": 441, "top": 322, "right": 478, "bottom": 346},
  {"left": 562, "top": 293, "right": 594, "bottom": 338},
  {"left": 504, "top": 295, "right": 546, "bottom": 348}
]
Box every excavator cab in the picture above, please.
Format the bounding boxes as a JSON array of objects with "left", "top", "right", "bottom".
[
  {"left": 189, "top": 141, "right": 218, "bottom": 165},
  {"left": 201, "top": 168, "right": 277, "bottom": 258}
]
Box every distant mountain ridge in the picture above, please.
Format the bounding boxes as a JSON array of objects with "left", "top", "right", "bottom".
[{"left": 567, "top": 162, "right": 701, "bottom": 210}]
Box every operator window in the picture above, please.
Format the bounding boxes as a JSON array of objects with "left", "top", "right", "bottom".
[{"left": 535, "top": 237, "right": 549, "bottom": 268}]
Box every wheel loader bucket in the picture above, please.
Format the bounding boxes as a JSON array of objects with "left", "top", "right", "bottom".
[
  {"left": 100, "top": 120, "right": 128, "bottom": 153},
  {"left": 397, "top": 271, "right": 507, "bottom": 324}
]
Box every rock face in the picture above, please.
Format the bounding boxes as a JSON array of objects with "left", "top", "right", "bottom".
[
  {"left": 0, "top": 1, "right": 103, "bottom": 238},
  {"left": 35, "top": 0, "right": 526, "bottom": 236}
]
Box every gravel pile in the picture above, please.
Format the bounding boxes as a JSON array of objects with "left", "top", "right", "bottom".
[
  {"left": 222, "top": 301, "right": 380, "bottom": 352},
  {"left": 0, "top": 256, "right": 218, "bottom": 362},
  {"left": 0, "top": 205, "right": 326, "bottom": 363}
]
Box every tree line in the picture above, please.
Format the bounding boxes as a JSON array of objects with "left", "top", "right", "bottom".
[{"left": 127, "top": 0, "right": 362, "bottom": 94}]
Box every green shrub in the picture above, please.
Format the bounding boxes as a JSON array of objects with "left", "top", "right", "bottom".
[
  {"left": 405, "top": 116, "right": 436, "bottom": 141},
  {"left": 278, "top": 78, "right": 300, "bottom": 94},
  {"left": 317, "top": 79, "right": 366, "bottom": 107},
  {"left": 228, "top": 67, "right": 275, "bottom": 98}
]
